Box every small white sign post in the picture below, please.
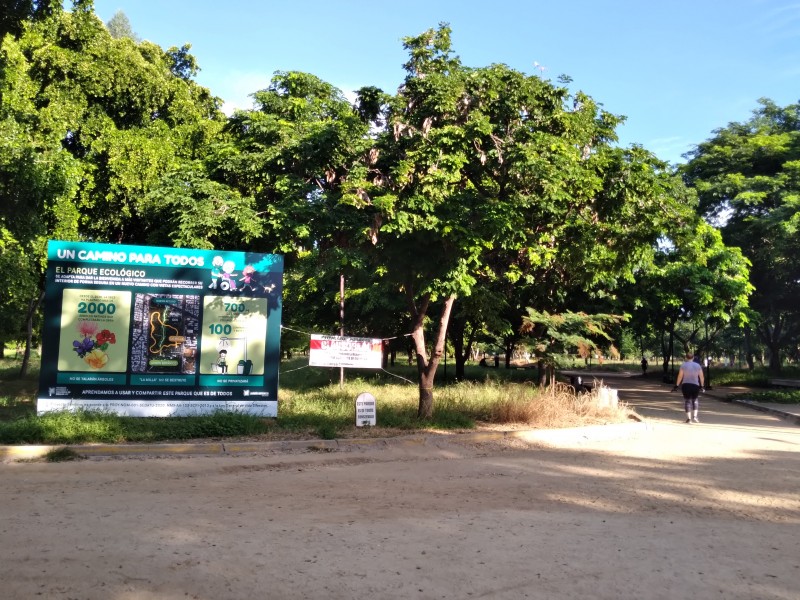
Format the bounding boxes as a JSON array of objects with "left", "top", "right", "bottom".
[{"left": 355, "top": 392, "right": 377, "bottom": 427}]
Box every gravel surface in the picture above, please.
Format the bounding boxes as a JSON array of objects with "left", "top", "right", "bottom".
[{"left": 1, "top": 378, "right": 798, "bottom": 600}]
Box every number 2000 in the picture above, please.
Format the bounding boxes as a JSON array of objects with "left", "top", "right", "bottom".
[{"left": 77, "top": 301, "right": 116, "bottom": 315}]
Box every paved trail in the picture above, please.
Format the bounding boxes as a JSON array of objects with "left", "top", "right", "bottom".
[{"left": 1, "top": 379, "right": 798, "bottom": 600}]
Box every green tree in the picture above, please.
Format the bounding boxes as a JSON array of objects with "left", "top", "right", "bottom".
[
  {"left": 142, "top": 162, "right": 261, "bottom": 249},
  {"left": 626, "top": 221, "right": 752, "bottom": 377},
  {"left": 682, "top": 99, "right": 800, "bottom": 372},
  {"left": 0, "top": 21, "right": 83, "bottom": 372},
  {"left": 105, "top": 10, "right": 138, "bottom": 41},
  {"left": 212, "top": 71, "right": 393, "bottom": 373},
  {"left": 3, "top": 0, "right": 230, "bottom": 245},
  {"left": 449, "top": 288, "right": 510, "bottom": 380},
  {"left": 0, "top": 1, "right": 237, "bottom": 370},
  {"left": 0, "top": 0, "right": 60, "bottom": 41},
  {"left": 218, "top": 71, "right": 371, "bottom": 255},
  {"left": 520, "top": 309, "right": 625, "bottom": 382},
  {"left": 344, "top": 25, "right": 694, "bottom": 417}
]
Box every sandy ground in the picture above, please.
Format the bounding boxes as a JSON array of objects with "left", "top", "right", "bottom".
[{"left": 1, "top": 379, "right": 799, "bottom": 600}]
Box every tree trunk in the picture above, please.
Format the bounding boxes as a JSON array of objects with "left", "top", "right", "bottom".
[
  {"left": 409, "top": 292, "right": 456, "bottom": 419},
  {"left": 20, "top": 290, "right": 44, "bottom": 378},
  {"left": 504, "top": 342, "right": 513, "bottom": 369},
  {"left": 767, "top": 343, "right": 781, "bottom": 373},
  {"left": 744, "top": 326, "right": 755, "bottom": 371},
  {"left": 659, "top": 328, "right": 677, "bottom": 382},
  {"left": 660, "top": 330, "right": 670, "bottom": 374},
  {"left": 453, "top": 347, "right": 467, "bottom": 380},
  {"left": 449, "top": 314, "right": 467, "bottom": 381},
  {"left": 755, "top": 317, "right": 785, "bottom": 375},
  {"left": 417, "top": 364, "right": 435, "bottom": 418},
  {"left": 537, "top": 359, "right": 547, "bottom": 386}
]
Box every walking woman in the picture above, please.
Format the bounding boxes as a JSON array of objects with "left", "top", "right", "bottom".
[{"left": 674, "top": 351, "right": 705, "bottom": 423}]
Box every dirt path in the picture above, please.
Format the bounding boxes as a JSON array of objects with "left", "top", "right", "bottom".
[{"left": 1, "top": 379, "right": 799, "bottom": 599}]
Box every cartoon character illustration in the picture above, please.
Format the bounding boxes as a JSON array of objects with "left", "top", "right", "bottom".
[
  {"left": 217, "top": 349, "right": 228, "bottom": 373},
  {"left": 208, "top": 256, "right": 224, "bottom": 289},
  {"left": 239, "top": 265, "right": 256, "bottom": 292},
  {"left": 220, "top": 260, "right": 238, "bottom": 291}
]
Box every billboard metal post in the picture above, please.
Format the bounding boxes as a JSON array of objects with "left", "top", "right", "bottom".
[{"left": 339, "top": 274, "right": 345, "bottom": 388}]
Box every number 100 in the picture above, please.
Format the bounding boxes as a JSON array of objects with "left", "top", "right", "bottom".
[{"left": 208, "top": 323, "right": 232, "bottom": 335}]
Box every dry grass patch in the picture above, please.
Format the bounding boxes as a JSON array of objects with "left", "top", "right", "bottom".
[{"left": 484, "top": 383, "right": 633, "bottom": 428}]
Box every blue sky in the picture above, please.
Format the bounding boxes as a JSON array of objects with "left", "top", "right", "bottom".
[{"left": 92, "top": 0, "right": 800, "bottom": 165}]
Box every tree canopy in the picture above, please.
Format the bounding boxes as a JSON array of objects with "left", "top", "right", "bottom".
[
  {"left": 625, "top": 220, "right": 752, "bottom": 373},
  {"left": 0, "top": 0, "right": 240, "bottom": 366},
  {"left": 333, "top": 25, "right": 703, "bottom": 416},
  {"left": 682, "top": 99, "right": 799, "bottom": 372},
  {"left": 1, "top": 6, "right": 764, "bottom": 408},
  {"left": 105, "top": 10, "right": 138, "bottom": 41}
]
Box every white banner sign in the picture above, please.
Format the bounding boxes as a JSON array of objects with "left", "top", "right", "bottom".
[{"left": 309, "top": 334, "right": 382, "bottom": 369}]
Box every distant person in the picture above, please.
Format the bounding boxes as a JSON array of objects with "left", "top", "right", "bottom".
[
  {"left": 673, "top": 351, "right": 705, "bottom": 423},
  {"left": 570, "top": 375, "right": 584, "bottom": 392},
  {"left": 641, "top": 357, "right": 648, "bottom": 374}
]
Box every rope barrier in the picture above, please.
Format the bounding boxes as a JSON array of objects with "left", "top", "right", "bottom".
[
  {"left": 381, "top": 333, "right": 414, "bottom": 341},
  {"left": 279, "top": 364, "right": 311, "bottom": 374},
  {"left": 281, "top": 324, "right": 413, "bottom": 342},
  {"left": 280, "top": 325, "right": 312, "bottom": 337},
  {"left": 380, "top": 368, "right": 416, "bottom": 384}
]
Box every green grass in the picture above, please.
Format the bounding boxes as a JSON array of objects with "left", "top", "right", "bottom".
[
  {"left": 0, "top": 407, "right": 273, "bottom": 444},
  {"left": 730, "top": 390, "right": 800, "bottom": 404},
  {"left": 710, "top": 368, "right": 771, "bottom": 387},
  {"left": 0, "top": 355, "right": 38, "bottom": 421},
  {"left": 709, "top": 365, "right": 800, "bottom": 387},
  {"left": 4, "top": 346, "right": 800, "bottom": 446},
  {"left": 639, "top": 365, "right": 800, "bottom": 388},
  {"left": 0, "top": 354, "right": 637, "bottom": 446}
]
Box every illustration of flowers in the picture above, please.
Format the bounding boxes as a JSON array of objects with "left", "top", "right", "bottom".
[{"left": 73, "top": 320, "right": 116, "bottom": 369}]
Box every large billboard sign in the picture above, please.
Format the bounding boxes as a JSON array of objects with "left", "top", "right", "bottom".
[{"left": 37, "top": 241, "right": 283, "bottom": 417}]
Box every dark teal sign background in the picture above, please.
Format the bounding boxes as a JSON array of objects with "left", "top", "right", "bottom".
[{"left": 38, "top": 241, "right": 283, "bottom": 417}]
